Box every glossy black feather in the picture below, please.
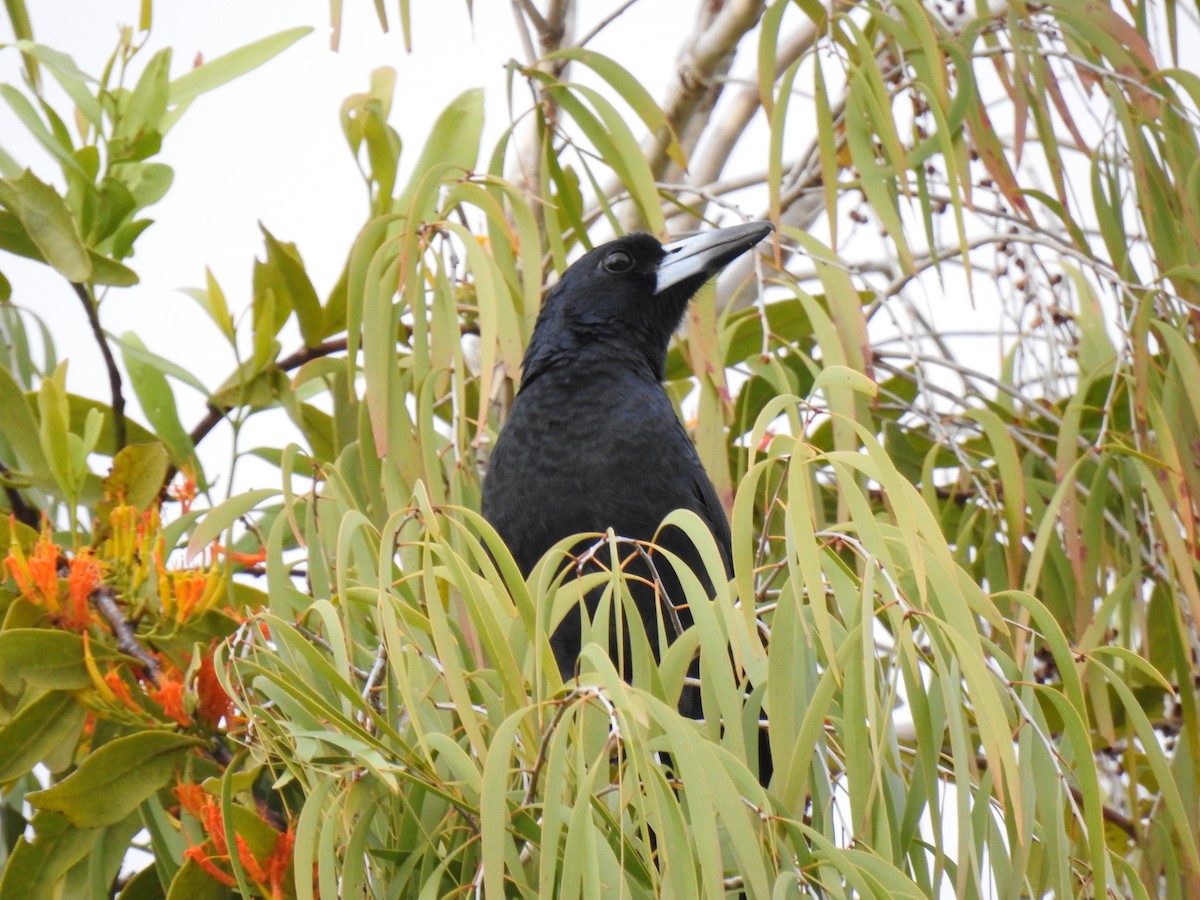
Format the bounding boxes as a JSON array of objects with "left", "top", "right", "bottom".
[{"left": 482, "top": 224, "right": 772, "bottom": 724}]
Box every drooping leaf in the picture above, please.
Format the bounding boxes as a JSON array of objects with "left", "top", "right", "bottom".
[
  {"left": 0, "top": 170, "right": 91, "bottom": 281},
  {"left": 28, "top": 731, "right": 204, "bottom": 828}
]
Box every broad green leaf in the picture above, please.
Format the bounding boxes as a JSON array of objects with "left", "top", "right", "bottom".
[
  {"left": 0, "top": 690, "right": 87, "bottom": 782},
  {"left": 0, "top": 170, "right": 91, "bottom": 281},
  {"left": 165, "top": 857, "right": 233, "bottom": 900},
  {"left": 28, "top": 731, "right": 204, "bottom": 828},
  {"left": 0, "top": 811, "right": 98, "bottom": 900},
  {"left": 110, "top": 48, "right": 170, "bottom": 163},
  {"left": 0, "top": 630, "right": 135, "bottom": 692},
  {"left": 101, "top": 442, "right": 170, "bottom": 511},
  {"left": 86, "top": 250, "right": 139, "bottom": 286}
]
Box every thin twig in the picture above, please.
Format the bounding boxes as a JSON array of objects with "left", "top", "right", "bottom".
[
  {"left": 362, "top": 642, "right": 388, "bottom": 713},
  {"left": 90, "top": 585, "right": 159, "bottom": 685},
  {"left": 974, "top": 753, "right": 1137, "bottom": 840},
  {"left": 73, "top": 283, "right": 126, "bottom": 451},
  {"left": 162, "top": 337, "right": 351, "bottom": 495},
  {"left": 293, "top": 624, "right": 373, "bottom": 681},
  {"left": 523, "top": 690, "right": 585, "bottom": 806},
  {"left": 575, "top": 0, "right": 641, "bottom": 48}
]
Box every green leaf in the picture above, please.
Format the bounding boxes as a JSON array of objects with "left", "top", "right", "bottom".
[
  {"left": 119, "top": 331, "right": 199, "bottom": 473},
  {"left": 89, "top": 175, "right": 137, "bottom": 245},
  {"left": 36, "top": 362, "right": 75, "bottom": 498},
  {"left": 28, "top": 731, "right": 204, "bottom": 828},
  {"left": 166, "top": 27, "right": 312, "bottom": 115},
  {"left": 0, "top": 690, "right": 87, "bottom": 782},
  {"left": 258, "top": 227, "right": 324, "bottom": 345},
  {"left": 102, "top": 442, "right": 170, "bottom": 511},
  {"left": 0, "top": 85, "right": 87, "bottom": 179},
  {"left": 545, "top": 49, "right": 687, "bottom": 170},
  {"left": 0, "top": 630, "right": 135, "bottom": 692},
  {"left": 185, "top": 488, "right": 279, "bottom": 561},
  {"left": 112, "top": 330, "right": 209, "bottom": 395},
  {"left": 86, "top": 250, "right": 139, "bottom": 286},
  {"left": 0, "top": 363, "right": 51, "bottom": 482},
  {"left": 0, "top": 170, "right": 91, "bottom": 281},
  {"left": 11, "top": 40, "right": 103, "bottom": 128},
  {"left": 165, "top": 857, "right": 234, "bottom": 900},
  {"left": 178, "top": 267, "right": 234, "bottom": 343},
  {"left": 0, "top": 811, "right": 98, "bottom": 900},
  {"left": 812, "top": 364, "right": 878, "bottom": 397},
  {"left": 394, "top": 88, "right": 483, "bottom": 218},
  {"left": 110, "top": 48, "right": 170, "bottom": 163},
  {"left": 66, "top": 393, "right": 158, "bottom": 456},
  {"left": 0, "top": 209, "right": 42, "bottom": 260}
]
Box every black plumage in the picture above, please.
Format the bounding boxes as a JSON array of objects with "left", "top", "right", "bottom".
[{"left": 482, "top": 222, "right": 773, "bottom": 720}]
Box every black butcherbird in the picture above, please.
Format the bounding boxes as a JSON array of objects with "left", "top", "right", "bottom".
[{"left": 482, "top": 222, "right": 773, "bottom": 729}]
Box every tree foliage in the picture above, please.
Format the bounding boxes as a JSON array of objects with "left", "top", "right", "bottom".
[{"left": 1, "top": 0, "right": 1199, "bottom": 897}]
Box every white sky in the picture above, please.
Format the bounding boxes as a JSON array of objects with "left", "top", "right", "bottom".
[{"left": 0, "top": 1, "right": 683, "bottom": 492}]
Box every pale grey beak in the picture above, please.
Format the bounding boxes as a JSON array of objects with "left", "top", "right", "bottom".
[{"left": 654, "top": 221, "right": 774, "bottom": 295}]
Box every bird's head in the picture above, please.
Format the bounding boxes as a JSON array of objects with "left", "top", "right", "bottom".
[{"left": 522, "top": 221, "right": 774, "bottom": 382}]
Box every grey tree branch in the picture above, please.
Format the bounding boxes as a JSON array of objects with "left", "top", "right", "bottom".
[
  {"left": 645, "top": 0, "right": 772, "bottom": 183},
  {"left": 683, "top": 20, "right": 820, "bottom": 197},
  {"left": 91, "top": 586, "right": 160, "bottom": 685}
]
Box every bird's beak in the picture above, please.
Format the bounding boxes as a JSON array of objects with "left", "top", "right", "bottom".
[{"left": 655, "top": 221, "right": 774, "bottom": 295}]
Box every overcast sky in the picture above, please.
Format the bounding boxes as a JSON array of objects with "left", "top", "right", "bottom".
[{"left": 0, "top": 1, "right": 687, "bottom": 490}]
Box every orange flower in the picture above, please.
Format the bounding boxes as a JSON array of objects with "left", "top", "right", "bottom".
[
  {"left": 4, "top": 530, "right": 61, "bottom": 612},
  {"left": 174, "top": 782, "right": 209, "bottom": 819},
  {"left": 169, "top": 468, "right": 198, "bottom": 514},
  {"left": 266, "top": 825, "right": 295, "bottom": 899},
  {"left": 158, "top": 565, "right": 222, "bottom": 623},
  {"left": 176, "top": 779, "right": 294, "bottom": 899},
  {"left": 213, "top": 542, "right": 267, "bottom": 568},
  {"left": 236, "top": 834, "right": 270, "bottom": 885},
  {"left": 184, "top": 846, "right": 237, "bottom": 887},
  {"left": 103, "top": 671, "right": 144, "bottom": 715},
  {"left": 196, "top": 654, "right": 233, "bottom": 729},
  {"left": 147, "top": 668, "right": 193, "bottom": 727},
  {"left": 65, "top": 551, "right": 103, "bottom": 631},
  {"left": 202, "top": 799, "right": 227, "bottom": 855}
]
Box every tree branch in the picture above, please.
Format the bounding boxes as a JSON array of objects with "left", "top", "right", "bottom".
[
  {"left": 163, "top": 338, "right": 351, "bottom": 495},
  {"left": 91, "top": 585, "right": 160, "bottom": 685},
  {"left": 646, "top": 0, "right": 770, "bottom": 183},
  {"left": 575, "top": 0, "right": 641, "bottom": 48},
  {"left": 73, "top": 282, "right": 126, "bottom": 451},
  {"left": 681, "top": 20, "right": 819, "bottom": 197}
]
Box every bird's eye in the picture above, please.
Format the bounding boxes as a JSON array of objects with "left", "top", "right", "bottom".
[{"left": 603, "top": 250, "right": 634, "bottom": 273}]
